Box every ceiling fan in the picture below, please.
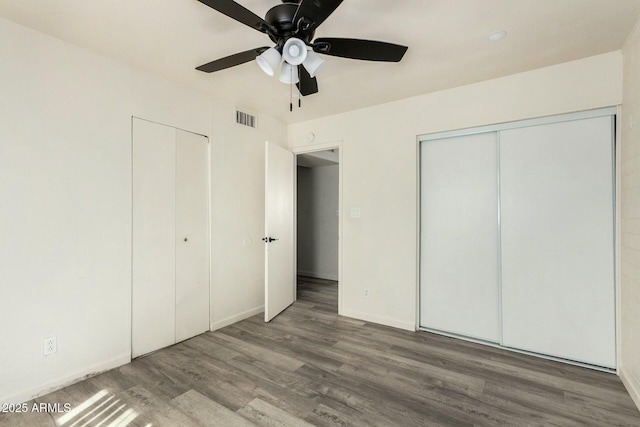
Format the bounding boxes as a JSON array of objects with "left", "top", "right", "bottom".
[{"left": 195, "top": 0, "right": 408, "bottom": 102}]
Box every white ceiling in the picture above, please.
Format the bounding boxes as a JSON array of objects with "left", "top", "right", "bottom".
[{"left": 1, "top": 0, "right": 639, "bottom": 124}]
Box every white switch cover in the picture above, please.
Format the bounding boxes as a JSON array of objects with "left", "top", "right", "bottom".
[{"left": 350, "top": 208, "right": 361, "bottom": 218}]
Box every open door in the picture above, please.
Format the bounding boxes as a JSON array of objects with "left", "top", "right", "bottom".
[{"left": 264, "top": 141, "right": 295, "bottom": 322}]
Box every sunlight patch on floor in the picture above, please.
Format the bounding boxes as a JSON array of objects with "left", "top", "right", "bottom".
[{"left": 55, "top": 389, "right": 145, "bottom": 427}]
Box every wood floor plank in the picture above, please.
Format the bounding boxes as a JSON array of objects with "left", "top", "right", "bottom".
[
  {"left": 172, "top": 389, "right": 256, "bottom": 426},
  {"left": 150, "top": 349, "right": 257, "bottom": 411},
  {"left": 205, "top": 331, "right": 306, "bottom": 372},
  {"left": 304, "top": 402, "right": 361, "bottom": 427},
  {"left": 116, "top": 385, "right": 198, "bottom": 426},
  {"left": 237, "top": 398, "right": 315, "bottom": 427},
  {"left": 221, "top": 325, "right": 346, "bottom": 373},
  {"left": 116, "top": 353, "right": 192, "bottom": 401},
  {"left": 153, "top": 341, "right": 319, "bottom": 418},
  {"left": 293, "top": 363, "right": 471, "bottom": 427}
]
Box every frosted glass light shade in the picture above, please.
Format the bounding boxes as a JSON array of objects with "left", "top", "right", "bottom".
[
  {"left": 256, "top": 47, "right": 281, "bottom": 76},
  {"left": 283, "top": 38, "right": 308, "bottom": 66},
  {"left": 302, "top": 50, "right": 325, "bottom": 77},
  {"left": 279, "top": 62, "right": 299, "bottom": 84}
]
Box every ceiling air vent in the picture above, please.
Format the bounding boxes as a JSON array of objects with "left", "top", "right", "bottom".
[{"left": 236, "top": 109, "right": 257, "bottom": 129}]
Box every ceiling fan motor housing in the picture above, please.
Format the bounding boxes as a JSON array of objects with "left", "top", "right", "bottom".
[{"left": 265, "top": 3, "right": 315, "bottom": 45}]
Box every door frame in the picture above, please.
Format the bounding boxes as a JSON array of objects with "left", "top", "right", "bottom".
[{"left": 291, "top": 141, "right": 343, "bottom": 314}]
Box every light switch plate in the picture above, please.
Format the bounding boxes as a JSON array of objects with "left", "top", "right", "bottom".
[{"left": 350, "top": 208, "right": 361, "bottom": 218}]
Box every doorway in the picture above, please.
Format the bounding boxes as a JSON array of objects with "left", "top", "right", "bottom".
[{"left": 295, "top": 149, "right": 340, "bottom": 314}]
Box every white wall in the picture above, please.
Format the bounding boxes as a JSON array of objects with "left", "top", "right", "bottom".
[
  {"left": 0, "top": 16, "right": 287, "bottom": 404},
  {"left": 210, "top": 101, "right": 288, "bottom": 330},
  {"left": 288, "top": 52, "right": 623, "bottom": 331},
  {"left": 0, "top": 17, "right": 132, "bottom": 404},
  {"left": 620, "top": 20, "right": 640, "bottom": 410},
  {"left": 297, "top": 165, "right": 339, "bottom": 280},
  {"left": 131, "top": 67, "right": 212, "bottom": 137}
]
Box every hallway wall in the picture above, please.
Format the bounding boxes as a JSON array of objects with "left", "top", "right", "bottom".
[{"left": 297, "top": 165, "right": 339, "bottom": 280}]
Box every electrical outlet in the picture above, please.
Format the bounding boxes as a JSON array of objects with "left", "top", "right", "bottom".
[
  {"left": 364, "top": 288, "right": 370, "bottom": 297},
  {"left": 44, "top": 336, "right": 57, "bottom": 356}
]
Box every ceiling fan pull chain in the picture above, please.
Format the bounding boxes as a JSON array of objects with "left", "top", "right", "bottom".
[
  {"left": 298, "top": 67, "right": 302, "bottom": 108},
  {"left": 289, "top": 65, "right": 296, "bottom": 112}
]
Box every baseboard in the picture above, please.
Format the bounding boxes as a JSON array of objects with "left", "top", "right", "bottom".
[
  {"left": 1, "top": 353, "right": 131, "bottom": 405},
  {"left": 210, "top": 305, "right": 264, "bottom": 331},
  {"left": 619, "top": 366, "right": 640, "bottom": 411},
  {"left": 297, "top": 270, "right": 338, "bottom": 281},
  {"left": 340, "top": 309, "right": 415, "bottom": 332}
]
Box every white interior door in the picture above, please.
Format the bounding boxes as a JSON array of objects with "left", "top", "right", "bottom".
[
  {"left": 132, "top": 119, "right": 176, "bottom": 358},
  {"left": 500, "top": 116, "right": 615, "bottom": 368},
  {"left": 175, "top": 129, "right": 210, "bottom": 342},
  {"left": 420, "top": 132, "right": 500, "bottom": 342},
  {"left": 265, "top": 141, "right": 295, "bottom": 322}
]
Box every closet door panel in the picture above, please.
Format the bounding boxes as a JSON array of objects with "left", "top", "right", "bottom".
[
  {"left": 500, "top": 117, "right": 615, "bottom": 368},
  {"left": 420, "top": 132, "right": 500, "bottom": 342},
  {"left": 175, "top": 129, "right": 210, "bottom": 342},
  {"left": 132, "top": 119, "right": 176, "bottom": 358}
]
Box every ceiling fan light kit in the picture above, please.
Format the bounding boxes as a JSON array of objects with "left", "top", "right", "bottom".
[
  {"left": 196, "top": 0, "right": 408, "bottom": 109},
  {"left": 256, "top": 47, "right": 282, "bottom": 76},
  {"left": 283, "top": 37, "right": 308, "bottom": 65},
  {"left": 279, "top": 62, "right": 300, "bottom": 84},
  {"left": 302, "top": 50, "right": 325, "bottom": 78}
]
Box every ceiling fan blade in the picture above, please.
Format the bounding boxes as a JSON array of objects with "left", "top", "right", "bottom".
[
  {"left": 313, "top": 38, "right": 408, "bottom": 62},
  {"left": 294, "top": 0, "right": 343, "bottom": 31},
  {"left": 197, "top": 0, "right": 276, "bottom": 34},
  {"left": 196, "top": 47, "right": 268, "bottom": 73},
  {"left": 296, "top": 66, "right": 319, "bottom": 96}
]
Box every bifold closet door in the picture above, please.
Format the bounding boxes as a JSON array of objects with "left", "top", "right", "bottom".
[
  {"left": 420, "top": 132, "right": 500, "bottom": 342},
  {"left": 500, "top": 116, "right": 615, "bottom": 368},
  {"left": 132, "top": 119, "right": 176, "bottom": 358},
  {"left": 175, "top": 129, "right": 209, "bottom": 342},
  {"left": 132, "top": 120, "right": 209, "bottom": 358}
]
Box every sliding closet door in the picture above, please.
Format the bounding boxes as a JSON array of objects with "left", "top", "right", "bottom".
[
  {"left": 175, "top": 129, "right": 210, "bottom": 343},
  {"left": 132, "top": 119, "right": 176, "bottom": 358},
  {"left": 420, "top": 132, "right": 500, "bottom": 342},
  {"left": 500, "top": 116, "right": 615, "bottom": 368}
]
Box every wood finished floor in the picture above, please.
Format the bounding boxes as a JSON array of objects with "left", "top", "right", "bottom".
[{"left": 2, "top": 276, "right": 639, "bottom": 426}]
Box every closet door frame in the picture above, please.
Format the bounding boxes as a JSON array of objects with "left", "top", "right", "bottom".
[{"left": 417, "top": 106, "right": 617, "bottom": 372}]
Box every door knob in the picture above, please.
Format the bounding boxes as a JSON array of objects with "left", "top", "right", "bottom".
[{"left": 262, "top": 237, "right": 279, "bottom": 243}]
